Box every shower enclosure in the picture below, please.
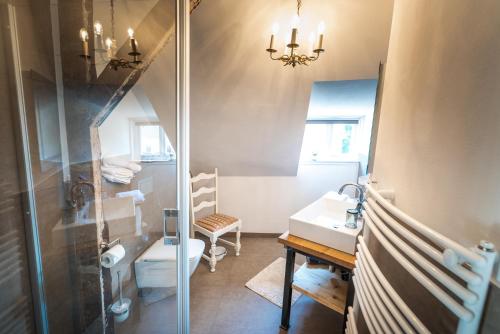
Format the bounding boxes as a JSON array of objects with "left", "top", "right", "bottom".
[{"left": 0, "top": 0, "right": 191, "bottom": 333}]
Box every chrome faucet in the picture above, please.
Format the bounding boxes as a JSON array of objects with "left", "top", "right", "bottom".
[
  {"left": 70, "top": 181, "right": 95, "bottom": 211},
  {"left": 338, "top": 183, "right": 365, "bottom": 214}
]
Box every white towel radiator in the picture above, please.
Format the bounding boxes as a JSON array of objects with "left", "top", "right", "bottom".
[{"left": 345, "top": 182, "right": 497, "bottom": 334}]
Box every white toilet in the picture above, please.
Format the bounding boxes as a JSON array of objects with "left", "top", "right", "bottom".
[{"left": 135, "top": 238, "right": 205, "bottom": 288}]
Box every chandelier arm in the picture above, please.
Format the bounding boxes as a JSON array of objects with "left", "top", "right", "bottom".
[
  {"left": 269, "top": 52, "right": 283, "bottom": 61},
  {"left": 110, "top": 0, "right": 115, "bottom": 40},
  {"left": 308, "top": 54, "right": 319, "bottom": 61}
]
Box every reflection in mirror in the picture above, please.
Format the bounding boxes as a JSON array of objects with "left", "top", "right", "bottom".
[
  {"left": 99, "top": 90, "right": 176, "bottom": 165},
  {"left": 92, "top": 0, "right": 161, "bottom": 77},
  {"left": 30, "top": 71, "right": 62, "bottom": 171},
  {"left": 97, "top": 76, "right": 178, "bottom": 331}
]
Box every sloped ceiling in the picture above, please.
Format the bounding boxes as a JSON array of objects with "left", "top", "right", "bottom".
[
  {"left": 189, "top": 0, "right": 394, "bottom": 176},
  {"left": 308, "top": 80, "right": 379, "bottom": 119},
  {"left": 134, "top": 40, "right": 176, "bottom": 149}
]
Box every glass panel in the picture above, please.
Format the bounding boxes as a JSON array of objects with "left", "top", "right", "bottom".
[
  {"left": 1, "top": 0, "right": 181, "bottom": 333},
  {"left": 0, "top": 5, "right": 37, "bottom": 333}
]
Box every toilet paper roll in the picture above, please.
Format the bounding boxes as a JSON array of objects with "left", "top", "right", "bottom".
[{"left": 101, "top": 244, "right": 126, "bottom": 268}]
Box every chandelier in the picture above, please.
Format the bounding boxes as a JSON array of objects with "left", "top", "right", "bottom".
[
  {"left": 79, "top": 0, "right": 141, "bottom": 70},
  {"left": 266, "top": 0, "right": 325, "bottom": 67}
]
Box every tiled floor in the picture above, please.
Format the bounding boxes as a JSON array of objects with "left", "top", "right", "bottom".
[{"left": 117, "top": 237, "right": 343, "bottom": 334}]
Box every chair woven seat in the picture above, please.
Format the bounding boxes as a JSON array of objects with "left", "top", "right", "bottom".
[{"left": 195, "top": 213, "right": 239, "bottom": 232}]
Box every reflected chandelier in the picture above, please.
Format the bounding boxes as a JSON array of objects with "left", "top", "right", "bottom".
[{"left": 79, "top": 0, "right": 141, "bottom": 70}]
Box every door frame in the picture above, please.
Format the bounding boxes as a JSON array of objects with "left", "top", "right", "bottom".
[
  {"left": 5, "top": 3, "right": 50, "bottom": 333},
  {"left": 176, "top": 0, "right": 191, "bottom": 332}
]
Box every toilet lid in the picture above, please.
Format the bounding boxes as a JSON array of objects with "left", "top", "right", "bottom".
[{"left": 137, "top": 238, "right": 205, "bottom": 262}]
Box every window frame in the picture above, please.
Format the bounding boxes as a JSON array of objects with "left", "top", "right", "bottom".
[
  {"left": 129, "top": 118, "right": 175, "bottom": 162},
  {"left": 306, "top": 119, "right": 359, "bottom": 125}
]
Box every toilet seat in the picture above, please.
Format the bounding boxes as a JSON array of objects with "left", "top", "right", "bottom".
[{"left": 137, "top": 238, "right": 205, "bottom": 262}]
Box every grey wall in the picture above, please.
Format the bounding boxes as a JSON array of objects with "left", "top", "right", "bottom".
[
  {"left": 190, "top": 0, "right": 394, "bottom": 176},
  {"left": 372, "top": 0, "right": 500, "bottom": 248},
  {"left": 371, "top": 1, "right": 500, "bottom": 330},
  {"left": 0, "top": 5, "right": 37, "bottom": 332}
]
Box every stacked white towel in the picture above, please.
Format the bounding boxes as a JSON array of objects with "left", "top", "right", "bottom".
[
  {"left": 103, "top": 157, "right": 142, "bottom": 173},
  {"left": 102, "top": 157, "right": 142, "bottom": 184},
  {"left": 116, "top": 190, "right": 145, "bottom": 204}
]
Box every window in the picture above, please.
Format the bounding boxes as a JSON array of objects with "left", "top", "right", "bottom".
[
  {"left": 131, "top": 120, "right": 175, "bottom": 161},
  {"left": 303, "top": 80, "right": 377, "bottom": 167},
  {"left": 300, "top": 120, "right": 360, "bottom": 162}
]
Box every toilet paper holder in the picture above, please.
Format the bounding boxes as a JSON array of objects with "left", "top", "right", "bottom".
[{"left": 100, "top": 238, "right": 121, "bottom": 250}]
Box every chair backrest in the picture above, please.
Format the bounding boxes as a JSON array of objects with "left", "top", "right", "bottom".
[{"left": 190, "top": 168, "right": 218, "bottom": 226}]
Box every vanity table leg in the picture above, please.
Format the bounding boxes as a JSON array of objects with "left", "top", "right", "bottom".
[
  {"left": 342, "top": 271, "right": 355, "bottom": 332},
  {"left": 280, "top": 247, "right": 296, "bottom": 330}
]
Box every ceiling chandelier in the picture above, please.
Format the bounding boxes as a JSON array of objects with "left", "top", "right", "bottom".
[
  {"left": 266, "top": 0, "right": 325, "bottom": 67},
  {"left": 79, "top": 0, "right": 141, "bottom": 70}
]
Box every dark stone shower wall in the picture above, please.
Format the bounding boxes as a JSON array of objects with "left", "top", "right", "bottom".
[{"left": 0, "top": 5, "right": 36, "bottom": 332}]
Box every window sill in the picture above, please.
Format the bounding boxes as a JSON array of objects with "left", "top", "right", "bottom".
[
  {"left": 134, "top": 159, "right": 177, "bottom": 165},
  {"left": 300, "top": 159, "right": 360, "bottom": 165}
]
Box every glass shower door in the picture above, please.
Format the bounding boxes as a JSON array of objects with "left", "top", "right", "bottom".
[{"left": 1, "top": 0, "right": 191, "bottom": 333}]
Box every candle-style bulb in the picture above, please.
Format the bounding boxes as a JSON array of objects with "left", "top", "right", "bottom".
[
  {"left": 317, "top": 21, "right": 325, "bottom": 34},
  {"left": 272, "top": 23, "right": 280, "bottom": 35},
  {"left": 79, "top": 28, "right": 89, "bottom": 42},
  {"left": 317, "top": 21, "right": 325, "bottom": 50},
  {"left": 308, "top": 32, "right": 315, "bottom": 55},
  {"left": 291, "top": 14, "right": 300, "bottom": 29},
  {"left": 105, "top": 37, "right": 113, "bottom": 49},
  {"left": 284, "top": 45, "right": 290, "bottom": 55},
  {"left": 268, "top": 22, "right": 280, "bottom": 51},
  {"left": 79, "top": 28, "right": 90, "bottom": 58},
  {"left": 128, "top": 27, "right": 139, "bottom": 56},
  {"left": 94, "top": 21, "right": 103, "bottom": 36},
  {"left": 105, "top": 37, "right": 113, "bottom": 58}
]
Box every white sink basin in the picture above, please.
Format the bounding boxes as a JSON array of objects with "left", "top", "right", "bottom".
[{"left": 289, "top": 192, "right": 363, "bottom": 255}]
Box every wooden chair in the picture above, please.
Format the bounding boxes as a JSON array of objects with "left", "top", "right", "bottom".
[{"left": 190, "top": 168, "right": 242, "bottom": 272}]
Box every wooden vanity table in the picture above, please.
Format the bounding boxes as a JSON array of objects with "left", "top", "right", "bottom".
[{"left": 278, "top": 231, "right": 356, "bottom": 331}]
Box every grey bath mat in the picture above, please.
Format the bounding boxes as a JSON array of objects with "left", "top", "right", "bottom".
[{"left": 245, "top": 257, "right": 302, "bottom": 308}]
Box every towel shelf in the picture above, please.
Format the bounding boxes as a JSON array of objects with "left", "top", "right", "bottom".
[
  {"left": 292, "top": 263, "right": 348, "bottom": 314},
  {"left": 278, "top": 231, "right": 356, "bottom": 331}
]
